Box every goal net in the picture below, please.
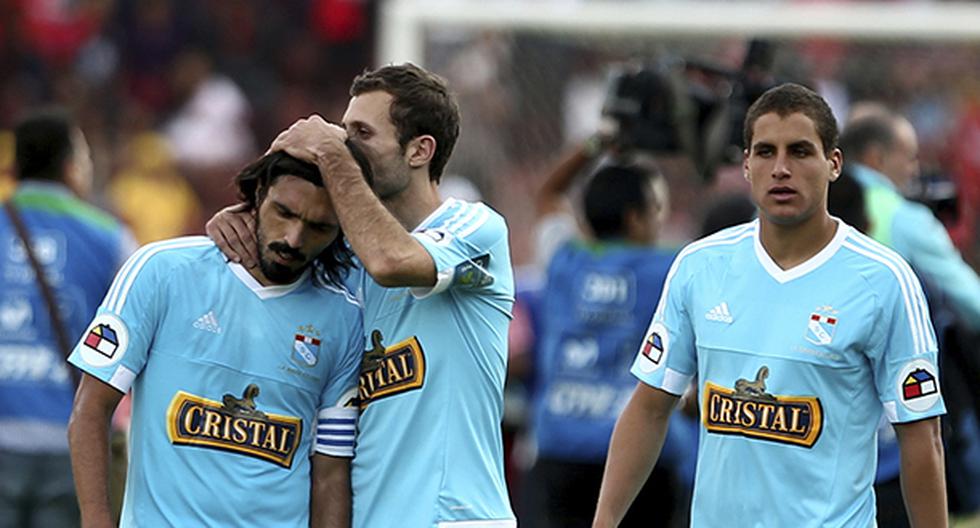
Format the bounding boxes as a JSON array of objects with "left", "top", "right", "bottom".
[{"left": 378, "top": 0, "right": 980, "bottom": 266}]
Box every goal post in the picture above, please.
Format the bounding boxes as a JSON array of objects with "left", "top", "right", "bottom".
[
  {"left": 377, "top": 0, "right": 980, "bottom": 264},
  {"left": 380, "top": 0, "right": 980, "bottom": 66}
]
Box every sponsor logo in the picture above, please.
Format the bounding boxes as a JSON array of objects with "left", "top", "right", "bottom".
[
  {"left": 78, "top": 314, "right": 129, "bottom": 367},
  {"left": 293, "top": 325, "right": 321, "bottom": 367},
  {"left": 805, "top": 305, "right": 838, "bottom": 346},
  {"left": 358, "top": 330, "right": 425, "bottom": 408},
  {"left": 705, "top": 302, "right": 733, "bottom": 323},
  {"left": 166, "top": 384, "right": 302, "bottom": 469},
  {"left": 897, "top": 359, "right": 941, "bottom": 412},
  {"left": 192, "top": 311, "right": 222, "bottom": 334},
  {"left": 703, "top": 366, "right": 823, "bottom": 448}
]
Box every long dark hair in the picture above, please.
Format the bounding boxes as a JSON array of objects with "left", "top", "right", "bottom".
[{"left": 234, "top": 148, "right": 369, "bottom": 288}]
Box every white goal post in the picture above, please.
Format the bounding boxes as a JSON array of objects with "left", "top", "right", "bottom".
[{"left": 379, "top": 0, "right": 980, "bottom": 66}]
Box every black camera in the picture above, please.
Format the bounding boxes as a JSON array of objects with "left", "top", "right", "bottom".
[{"left": 600, "top": 41, "right": 778, "bottom": 183}]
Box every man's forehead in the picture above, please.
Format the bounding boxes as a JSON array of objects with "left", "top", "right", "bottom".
[
  {"left": 750, "top": 111, "right": 821, "bottom": 146},
  {"left": 342, "top": 90, "right": 394, "bottom": 124}
]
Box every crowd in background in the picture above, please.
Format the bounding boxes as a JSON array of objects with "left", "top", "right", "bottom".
[
  {"left": 0, "top": 0, "right": 375, "bottom": 243},
  {"left": 2, "top": 1, "right": 980, "bottom": 526}
]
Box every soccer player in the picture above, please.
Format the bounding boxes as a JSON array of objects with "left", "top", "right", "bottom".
[
  {"left": 592, "top": 83, "right": 948, "bottom": 527},
  {"left": 67, "top": 152, "right": 365, "bottom": 527},
  {"left": 209, "top": 64, "right": 516, "bottom": 527}
]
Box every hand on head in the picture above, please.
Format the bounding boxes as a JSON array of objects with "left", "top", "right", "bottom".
[{"left": 268, "top": 115, "right": 348, "bottom": 169}]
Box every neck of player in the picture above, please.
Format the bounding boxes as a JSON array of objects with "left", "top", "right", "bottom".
[
  {"left": 758, "top": 211, "right": 838, "bottom": 270},
  {"left": 381, "top": 177, "right": 444, "bottom": 231}
]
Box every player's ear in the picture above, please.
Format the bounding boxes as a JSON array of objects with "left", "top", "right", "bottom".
[
  {"left": 406, "top": 135, "right": 436, "bottom": 169},
  {"left": 828, "top": 148, "right": 843, "bottom": 182}
]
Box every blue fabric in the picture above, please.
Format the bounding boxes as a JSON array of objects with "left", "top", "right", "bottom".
[
  {"left": 0, "top": 182, "right": 132, "bottom": 453},
  {"left": 350, "top": 198, "right": 516, "bottom": 527},
  {"left": 853, "top": 163, "right": 980, "bottom": 331},
  {"left": 69, "top": 238, "right": 363, "bottom": 527},
  {"left": 632, "top": 220, "right": 945, "bottom": 527},
  {"left": 531, "top": 240, "right": 675, "bottom": 462}
]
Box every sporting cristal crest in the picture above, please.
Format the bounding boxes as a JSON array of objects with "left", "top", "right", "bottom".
[
  {"left": 293, "top": 325, "right": 321, "bottom": 367},
  {"left": 805, "top": 305, "right": 838, "bottom": 346}
]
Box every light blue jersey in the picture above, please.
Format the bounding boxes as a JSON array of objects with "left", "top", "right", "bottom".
[
  {"left": 68, "top": 237, "right": 363, "bottom": 527},
  {"left": 350, "top": 198, "right": 516, "bottom": 528},
  {"left": 632, "top": 220, "right": 946, "bottom": 527}
]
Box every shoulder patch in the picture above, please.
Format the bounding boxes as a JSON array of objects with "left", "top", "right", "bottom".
[
  {"left": 897, "top": 359, "right": 941, "bottom": 413},
  {"left": 637, "top": 322, "right": 668, "bottom": 374},
  {"left": 78, "top": 314, "right": 129, "bottom": 367}
]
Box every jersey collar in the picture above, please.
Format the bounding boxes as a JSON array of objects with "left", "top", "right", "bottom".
[
  {"left": 753, "top": 217, "right": 850, "bottom": 284},
  {"left": 227, "top": 262, "right": 310, "bottom": 299}
]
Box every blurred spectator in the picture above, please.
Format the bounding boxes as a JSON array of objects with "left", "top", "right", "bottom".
[
  {"left": 0, "top": 108, "right": 134, "bottom": 528},
  {"left": 841, "top": 110, "right": 980, "bottom": 331},
  {"left": 107, "top": 132, "right": 202, "bottom": 243},
  {"left": 163, "top": 49, "right": 254, "bottom": 215},
  {"left": 517, "top": 135, "right": 686, "bottom": 527}
]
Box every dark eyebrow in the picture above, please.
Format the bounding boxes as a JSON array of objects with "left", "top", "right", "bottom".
[
  {"left": 751, "top": 141, "right": 774, "bottom": 153},
  {"left": 273, "top": 200, "right": 337, "bottom": 230},
  {"left": 789, "top": 140, "right": 818, "bottom": 151},
  {"left": 344, "top": 119, "right": 373, "bottom": 131}
]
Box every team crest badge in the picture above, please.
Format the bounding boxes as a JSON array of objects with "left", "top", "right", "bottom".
[
  {"left": 293, "top": 325, "right": 321, "bottom": 367},
  {"left": 805, "top": 306, "right": 838, "bottom": 346}
]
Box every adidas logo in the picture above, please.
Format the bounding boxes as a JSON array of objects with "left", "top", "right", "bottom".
[
  {"left": 705, "top": 302, "right": 733, "bottom": 324},
  {"left": 193, "top": 310, "right": 222, "bottom": 334}
]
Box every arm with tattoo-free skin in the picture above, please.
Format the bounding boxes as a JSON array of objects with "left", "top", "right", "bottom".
[
  {"left": 270, "top": 116, "right": 436, "bottom": 288},
  {"left": 592, "top": 383, "right": 678, "bottom": 528},
  {"left": 895, "top": 417, "right": 948, "bottom": 528},
  {"left": 310, "top": 454, "right": 352, "bottom": 528},
  {"left": 67, "top": 374, "right": 125, "bottom": 528}
]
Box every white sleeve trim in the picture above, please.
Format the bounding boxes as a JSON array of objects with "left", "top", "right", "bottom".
[
  {"left": 437, "top": 521, "right": 516, "bottom": 528},
  {"left": 662, "top": 368, "right": 694, "bottom": 396},
  {"left": 883, "top": 401, "right": 899, "bottom": 423},
  {"left": 315, "top": 406, "right": 357, "bottom": 457},
  {"left": 410, "top": 267, "right": 454, "bottom": 300},
  {"left": 108, "top": 366, "right": 137, "bottom": 393}
]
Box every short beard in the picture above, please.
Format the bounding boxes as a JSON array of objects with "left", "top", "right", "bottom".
[{"left": 256, "top": 221, "right": 307, "bottom": 284}]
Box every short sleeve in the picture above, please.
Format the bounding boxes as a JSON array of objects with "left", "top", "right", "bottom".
[
  {"left": 314, "top": 305, "right": 363, "bottom": 458},
  {"left": 866, "top": 259, "right": 946, "bottom": 424},
  {"left": 895, "top": 204, "right": 980, "bottom": 330},
  {"left": 410, "top": 201, "right": 507, "bottom": 299},
  {"left": 68, "top": 242, "right": 166, "bottom": 393},
  {"left": 630, "top": 254, "right": 696, "bottom": 395}
]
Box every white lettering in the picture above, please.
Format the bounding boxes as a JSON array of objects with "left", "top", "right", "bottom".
[
  {"left": 0, "top": 345, "right": 66, "bottom": 382},
  {"left": 546, "top": 382, "right": 620, "bottom": 418},
  {"left": 581, "top": 273, "right": 631, "bottom": 304}
]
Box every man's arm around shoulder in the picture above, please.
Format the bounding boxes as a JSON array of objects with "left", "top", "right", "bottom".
[
  {"left": 895, "top": 417, "right": 947, "bottom": 528},
  {"left": 68, "top": 373, "right": 126, "bottom": 528},
  {"left": 311, "top": 454, "right": 352, "bottom": 528}
]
